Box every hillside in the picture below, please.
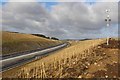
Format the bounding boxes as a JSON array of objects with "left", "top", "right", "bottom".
[{"left": 2, "top": 31, "right": 62, "bottom": 55}]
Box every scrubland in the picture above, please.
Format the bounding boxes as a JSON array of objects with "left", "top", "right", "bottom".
[{"left": 2, "top": 38, "right": 119, "bottom": 78}]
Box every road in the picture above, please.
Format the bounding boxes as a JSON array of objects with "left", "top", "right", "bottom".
[
  {"left": 0, "top": 43, "right": 69, "bottom": 72},
  {"left": 1, "top": 43, "right": 67, "bottom": 60}
]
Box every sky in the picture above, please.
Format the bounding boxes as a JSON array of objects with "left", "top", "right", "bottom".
[{"left": 0, "top": 0, "right": 119, "bottom": 39}]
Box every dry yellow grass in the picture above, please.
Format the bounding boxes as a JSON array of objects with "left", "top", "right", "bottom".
[
  {"left": 2, "top": 31, "right": 62, "bottom": 55},
  {"left": 2, "top": 39, "right": 106, "bottom": 78}
]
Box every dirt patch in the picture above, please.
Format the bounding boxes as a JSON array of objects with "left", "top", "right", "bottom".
[
  {"left": 101, "top": 38, "right": 120, "bottom": 49},
  {"left": 80, "top": 39, "right": 119, "bottom": 78},
  {"left": 93, "top": 63, "right": 119, "bottom": 78}
]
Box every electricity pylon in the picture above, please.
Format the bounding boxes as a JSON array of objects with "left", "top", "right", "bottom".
[{"left": 105, "top": 9, "right": 111, "bottom": 45}]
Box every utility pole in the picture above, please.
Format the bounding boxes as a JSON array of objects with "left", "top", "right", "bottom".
[{"left": 105, "top": 9, "right": 111, "bottom": 45}]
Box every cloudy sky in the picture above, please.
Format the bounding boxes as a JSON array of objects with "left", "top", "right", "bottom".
[{"left": 1, "top": 0, "right": 119, "bottom": 39}]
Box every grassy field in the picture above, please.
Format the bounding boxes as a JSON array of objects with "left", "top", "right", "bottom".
[{"left": 2, "top": 31, "right": 62, "bottom": 55}]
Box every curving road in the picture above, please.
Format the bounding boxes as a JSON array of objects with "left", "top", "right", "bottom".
[{"left": 0, "top": 42, "right": 69, "bottom": 72}]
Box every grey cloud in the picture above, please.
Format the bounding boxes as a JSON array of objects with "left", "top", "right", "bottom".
[
  {"left": 50, "top": 2, "right": 118, "bottom": 38},
  {"left": 2, "top": 2, "right": 118, "bottom": 39},
  {"left": 2, "top": 2, "right": 51, "bottom": 32}
]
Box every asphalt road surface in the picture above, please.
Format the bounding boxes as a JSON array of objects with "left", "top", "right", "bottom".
[
  {"left": 0, "top": 43, "right": 69, "bottom": 72},
  {"left": 1, "top": 43, "right": 67, "bottom": 60}
]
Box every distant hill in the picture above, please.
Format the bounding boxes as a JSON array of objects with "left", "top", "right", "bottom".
[
  {"left": 80, "top": 38, "right": 92, "bottom": 41},
  {"left": 2, "top": 31, "right": 62, "bottom": 55},
  {"left": 63, "top": 38, "right": 92, "bottom": 41}
]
